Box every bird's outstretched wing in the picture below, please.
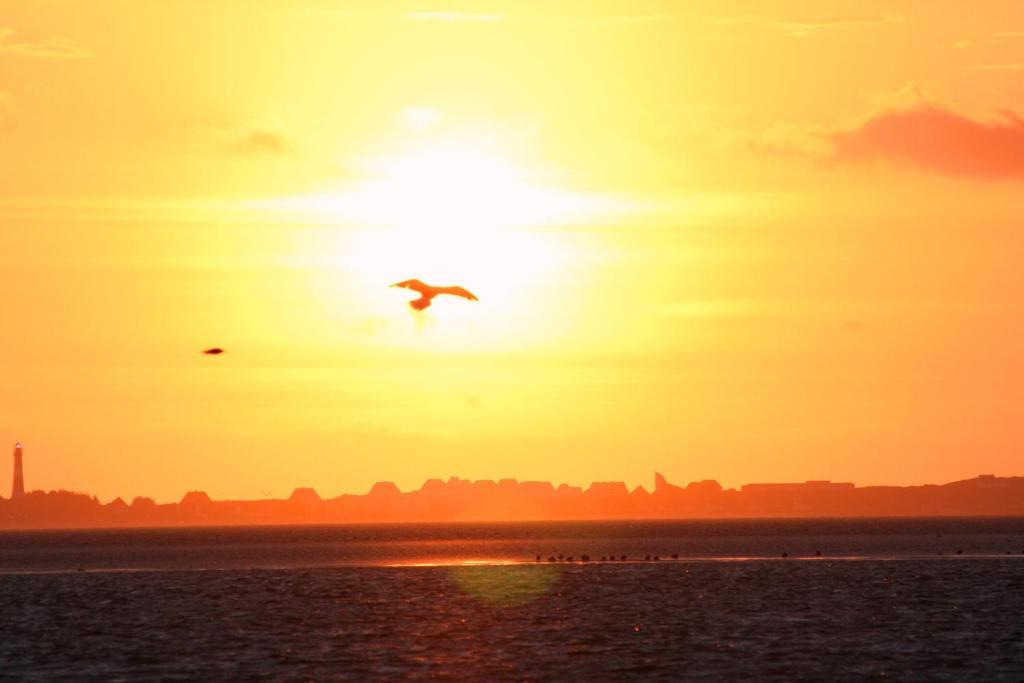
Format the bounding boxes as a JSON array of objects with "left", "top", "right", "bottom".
[
  {"left": 439, "top": 286, "right": 478, "bottom": 301},
  {"left": 391, "top": 278, "right": 432, "bottom": 295}
]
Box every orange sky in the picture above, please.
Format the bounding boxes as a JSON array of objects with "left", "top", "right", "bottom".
[{"left": 2, "top": 1, "right": 1024, "bottom": 502}]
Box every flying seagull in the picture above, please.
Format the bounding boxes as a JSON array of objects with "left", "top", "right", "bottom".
[
  {"left": 202, "top": 347, "right": 225, "bottom": 355},
  {"left": 391, "top": 279, "right": 479, "bottom": 311}
]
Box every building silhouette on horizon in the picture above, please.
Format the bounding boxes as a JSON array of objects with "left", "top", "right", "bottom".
[
  {"left": 0, "top": 466, "right": 1022, "bottom": 527},
  {"left": 11, "top": 442, "right": 24, "bottom": 499}
]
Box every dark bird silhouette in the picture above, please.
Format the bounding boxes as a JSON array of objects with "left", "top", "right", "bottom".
[
  {"left": 202, "top": 348, "right": 225, "bottom": 355},
  {"left": 390, "top": 278, "right": 478, "bottom": 311}
]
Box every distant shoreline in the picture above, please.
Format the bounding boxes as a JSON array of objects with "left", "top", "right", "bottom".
[{"left": 1, "top": 470, "right": 1023, "bottom": 531}]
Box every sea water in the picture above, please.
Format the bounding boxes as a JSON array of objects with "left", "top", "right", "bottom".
[{"left": 0, "top": 519, "right": 1022, "bottom": 679}]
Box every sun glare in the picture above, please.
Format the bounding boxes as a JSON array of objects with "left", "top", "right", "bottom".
[
  {"left": 401, "top": 106, "right": 442, "bottom": 130},
  {"left": 253, "top": 129, "right": 625, "bottom": 347},
  {"left": 277, "top": 140, "right": 613, "bottom": 232}
]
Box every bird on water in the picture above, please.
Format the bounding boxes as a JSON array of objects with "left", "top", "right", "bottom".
[
  {"left": 202, "top": 348, "right": 225, "bottom": 355},
  {"left": 391, "top": 279, "right": 478, "bottom": 311}
]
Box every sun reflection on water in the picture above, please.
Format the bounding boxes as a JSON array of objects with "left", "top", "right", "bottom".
[{"left": 448, "top": 563, "right": 561, "bottom": 608}]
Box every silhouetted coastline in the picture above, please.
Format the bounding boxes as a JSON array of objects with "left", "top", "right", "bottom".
[{"left": 1, "top": 472, "right": 1021, "bottom": 529}]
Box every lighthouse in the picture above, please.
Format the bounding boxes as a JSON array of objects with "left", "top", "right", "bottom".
[{"left": 11, "top": 442, "right": 24, "bottom": 499}]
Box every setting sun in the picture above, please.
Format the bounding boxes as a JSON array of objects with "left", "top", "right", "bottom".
[{"left": 244, "top": 128, "right": 627, "bottom": 349}]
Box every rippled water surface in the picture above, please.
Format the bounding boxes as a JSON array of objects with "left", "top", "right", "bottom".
[{"left": 1, "top": 519, "right": 1022, "bottom": 680}]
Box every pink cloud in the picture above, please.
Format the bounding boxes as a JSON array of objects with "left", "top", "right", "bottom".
[
  {"left": 755, "top": 92, "right": 1024, "bottom": 180},
  {"left": 829, "top": 105, "right": 1024, "bottom": 179}
]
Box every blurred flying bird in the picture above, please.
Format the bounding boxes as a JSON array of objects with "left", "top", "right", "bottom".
[
  {"left": 202, "top": 348, "right": 225, "bottom": 355},
  {"left": 390, "top": 279, "right": 479, "bottom": 311}
]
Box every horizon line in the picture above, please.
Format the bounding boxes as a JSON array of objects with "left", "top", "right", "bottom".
[{"left": 5, "top": 470, "right": 1020, "bottom": 507}]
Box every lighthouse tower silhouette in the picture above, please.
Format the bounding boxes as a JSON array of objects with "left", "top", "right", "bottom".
[{"left": 11, "top": 442, "right": 24, "bottom": 499}]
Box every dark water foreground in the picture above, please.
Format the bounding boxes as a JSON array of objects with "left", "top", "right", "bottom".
[{"left": 0, "top": 519, "right": 1022, "bottom": 680}]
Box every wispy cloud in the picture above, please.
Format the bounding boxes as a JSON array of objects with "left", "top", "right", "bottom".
[
  {"left": 775, "top": 15, "right": 904, "bottom": 37},
  {"left": 599, "top": 14, "right": 672, "bottom": 26},
  {"left": 658, "top": 300, "right": 766, "bottom": 319},
  {"left": 0, "top": 27, "right": 92, "bottom": 59},
  {"left": 228, "top": 128, "right": 294, "bottom": 157},
  {"left": 966, "top": 63, "right": 1024, "bottom": 71},
  {"left": 706, "top": 14, "right": 756, "bottom": 27},
  {"left": 708, "top": 14, "right": 903, "bottom": 38},
  {"left": 458, "top": 392, "right": 483, "bottom": 409},
  {"left": 321, "top": 7, "right": 669, "bottom": 27},
  {"left": 953, "top": 29, "right": 1024, "bottom": 48},
  {"left": 404, "top": 12, "right": 504, "bottom": 23}
]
